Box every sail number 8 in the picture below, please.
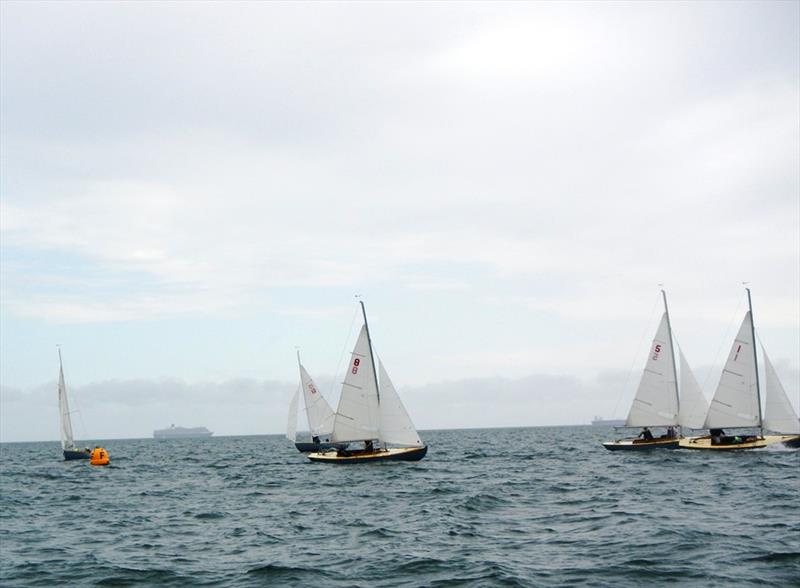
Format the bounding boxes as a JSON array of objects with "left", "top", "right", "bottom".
[{"left": 352, "top": 358, "right": 360, "bottom": 374}]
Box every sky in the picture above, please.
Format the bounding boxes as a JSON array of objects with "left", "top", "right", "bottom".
[{"left": 1, "top": 1, "right": 798, "bottom": 442}]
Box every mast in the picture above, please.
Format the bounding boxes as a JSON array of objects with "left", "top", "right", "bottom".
[
  {"left": 359, "top": 300, "right": 381, "bottom": 406},
  {"left": 745, "top": 287, "right": 763, "bottom": 433},
  {"left": 661, "top": 289, "right": 680, "bottom": 420}
]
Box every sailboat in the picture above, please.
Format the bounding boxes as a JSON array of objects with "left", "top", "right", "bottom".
[
  {"left": 286, "top": 352, "right": 348, "bottom": 452},
  {"left": 57, "top": 349, "right": 91, "bottom": 461},
  {"left": 603, "top": 290, "right": 708, "bottom": 451},
  {"left": 680, "top": 288, "right": 798, "bottom": 450},
  {"left": 307, "top": 301, "right": 427, "bottom": 463}
]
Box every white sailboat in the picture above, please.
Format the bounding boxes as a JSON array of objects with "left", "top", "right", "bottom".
[
  {"left": 681, "top": 288, "right": 798, "bottom": 450},
  {"left": 762, "top": 346, "right": 800, "bottom": 448},
  {"left": 286, "top": 353, "right": 347, "bottom": 452},
  {"left": 603, "top": 290, "right": 708, "bottom": 450},
  {"left": 307, "top": 301, "right": 427, "bottom": 463},
  {"left": 58, "top": 348, "right": 91, "bottom": 461}
]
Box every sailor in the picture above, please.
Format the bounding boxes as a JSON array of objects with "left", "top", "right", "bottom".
[
  {"left": 638, "top": 427, "right": 654, "bottom": 440},
  {"left": 365, "top": 439, "right": 374, "bottom": 452},
  {"left": 666, "top": 426, "right": 676, "bottom": 439},
  {"left": 312, "top": 435, "right": 320, "bottom": 445}
]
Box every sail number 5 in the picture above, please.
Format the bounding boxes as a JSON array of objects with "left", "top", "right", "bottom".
[{"left": 652, "top": 344, "right": 661, "bottom": 360}]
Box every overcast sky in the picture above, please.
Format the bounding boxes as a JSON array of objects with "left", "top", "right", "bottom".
[{"left": 1, "top": 1, "right": 798, "bottom": 442}]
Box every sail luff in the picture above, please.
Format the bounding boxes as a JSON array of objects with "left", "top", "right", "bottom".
[
  {"left": 745, "top": 288, "right": 763, "bottom": 430},
  {"left": 661, "top": 290, "right": 681, "bottom": 416}
]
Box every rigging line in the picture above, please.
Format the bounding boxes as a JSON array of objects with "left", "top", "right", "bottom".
[
  {"left": 329, "top": 302, "right": 360, "bottom": 398},
  {"left": 611, "top": 291, "right": 661, "bottom": 419},
  {"left": 701, "top": 292, "right": 745, "bottom": 393}
]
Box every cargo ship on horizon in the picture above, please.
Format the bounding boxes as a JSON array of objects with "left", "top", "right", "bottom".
[{"left": 153, "top": 424, "right": 213, "bottom": 439}]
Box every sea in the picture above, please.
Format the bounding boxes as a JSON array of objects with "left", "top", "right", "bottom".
[{"left": 1, "top": 426, "right": 798, "bottom": 587}]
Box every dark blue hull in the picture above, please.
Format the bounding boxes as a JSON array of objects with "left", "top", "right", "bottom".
[
  {"left": 64, "top": 449, "right": 91, "bottom": 461},
  {"left": 295, "top": 441, "right": 349, "bottom": 453}
]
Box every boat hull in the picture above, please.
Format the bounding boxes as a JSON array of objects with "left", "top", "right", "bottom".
[
  {"left": 764, "top": 434, "right": 800, "bottom": 449},
  {"left": 307, "top": 445, "right": 428, "bottom": 464},
  {"left": 294, "top": 441, "right": 349, "bottom": 453},
  {"left": 602, "top": 438, "right": 680, "bottom": 451},
  {"left": 679, "top": 436, "right": 768, "bottom": 450},
  {"left": 63, "top": 449, "right": 91, "bottom": 460}
]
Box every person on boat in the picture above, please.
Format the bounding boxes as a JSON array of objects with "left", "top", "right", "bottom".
[
  {"left": 710, "top": 429, "right": 725, "bottom": 445},
  {"left": 638, "top": 427, "right": 654, "bottom": 440},
  {"left": 664, "top": 426, "right": 676, "bottom": 439},
  {"left": 312, "top": 435, "right": 320, "bottom": 445},
  {"left": 365, "top": 439, "right": 374, "bottom": 453}
]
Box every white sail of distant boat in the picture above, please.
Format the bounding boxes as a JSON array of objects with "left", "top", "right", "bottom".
[
  {"left": 286, "top": 385, "right": 300, "bottom": 442},
  {"left": 378, "top": 360, "right": 423, "bottom": 447},
  {"left": 58, "top": 350, "right": 76, "bottom": 451},
  {"left": 331, "top": 325, "right": 380, "bottom": 443},
  {"left": 703, "top": 312, "right": 761, "bottom": 429},
  {"left": 625, "top": 312, "right": 679, "bottom": 427},
  {"left": 762, "top": 347, "right": 800, "bottom": 434},
  {"left": 676, "top": 349, "right": 708, "bottom": 430},
  {"left": 299, "top": 361, "right": 336, "bottom": 437}
]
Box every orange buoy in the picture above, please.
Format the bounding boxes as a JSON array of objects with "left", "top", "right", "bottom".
[{"left": 90, "top": 447, "right": 110, "bottom": 466}]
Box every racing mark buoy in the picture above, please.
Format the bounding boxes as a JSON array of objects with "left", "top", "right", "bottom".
[{"left": 90, "top": 447, "right": 109, "bottom": 466}]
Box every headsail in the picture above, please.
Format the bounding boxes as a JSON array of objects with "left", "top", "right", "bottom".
[
  {"left": 762, "top": 346, "right": 800, "bottom": 434},
  {"left": 704, "top": 312, "right": 760, "bottom": 428},
  {"left": 57, "top": 352, "right": 76, "bottom": 451},
  {"left": 625, "top": 313, "right": 679, "bottom": 427},
  {"left": 378, "top": 360, "right": 422, "bottom": 447},
  {"left": 286, "top": 385, "right": 299, "bottom": 442},
  {"left": 331, "top": 325, "right": 380, "bottom": 443},
  {"left": 299, "top": 363, "right": 335, "bottom": 436},
  {"left": 676, "top": 349, "right": 708, "bottom": 430}
]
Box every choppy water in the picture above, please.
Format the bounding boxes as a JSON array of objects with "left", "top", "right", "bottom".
[{"left": 1, "top": 427, "right": 798, "bottom": 587}]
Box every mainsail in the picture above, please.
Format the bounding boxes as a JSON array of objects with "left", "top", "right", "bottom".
[
  {"left": 762, "top": 346, "right": 800, "bottom": 434},
  {"left": 704, "top": 312, "right": 760, "bottom": 429},
  {"left": 378, "top": 361, "right": 423, "bottom": 447},
  {"left": 676, "top": 349, "right": 709, "bottom": 430},
  {"left": 57, "top": 352, "right": 76, "bottom": 451},
  {"left": 331, "top": 325, "right": 380, "bottom": 443},
  {"left": 625, "top": 313, "right": 679, "bottom": 427},
  {"left": 299, "top": 363, "right": 335, "bottom": 436}
]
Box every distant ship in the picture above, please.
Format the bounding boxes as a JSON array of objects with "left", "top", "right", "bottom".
[
  {"left": 591, "top": 416, "right": 626, "bottom": 427},
  {"left": 153, "top": 424, "right": 213, "bottom": 439}
]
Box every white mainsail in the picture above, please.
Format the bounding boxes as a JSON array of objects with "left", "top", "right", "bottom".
[
  {"left": 676, "top": 349, "right": 708, "bottom": 430},
  {"left": 57, "top": 352, "right": 76, "bottom": 451},
  {"left": 625, "top": 313, "right": 679, "bottom": 427},
  {"left": 286, "top": 385, "right": 299, "bottom": 442},
  {"left": 704, "top": 312, "right": 760, "bottom": 429},
  {"left": 762, "top": 346, "right": 800, "bottom": 434},
  {"left": 299, "top": 363, "right": 335, "bottom": 436},
  {"left": 331, "top": 325, "right": 380, "bottom": 443},
  {"left": 378, "top": 360, "right": 423, "bottom": 447}
]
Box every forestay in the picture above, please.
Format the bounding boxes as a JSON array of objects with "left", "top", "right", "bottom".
[
  {"left": 625, "top": 313, "right": 679, "bottom": 427},
  {"left": 676, "top": 350, "right": 709, "bottom": 430},
  {"left": 331, "top": 325, "right": 380, "bottom": 443},
  {"left": 762, "top": 346, "right": 800, "bottom": 434},
  {"left": 704, "top": 312, "right": 760, "bottom": 429},
  {"left": 378, "top": 360, "right": 423, "bottom": 447}
]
